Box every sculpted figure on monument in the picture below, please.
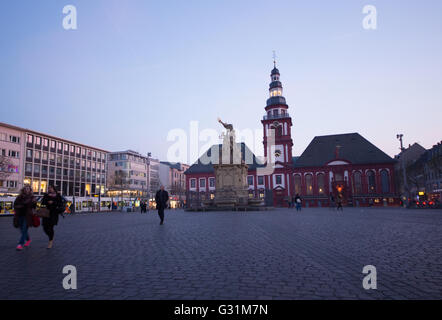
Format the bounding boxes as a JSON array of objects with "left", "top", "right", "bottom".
[{"left": 218, "top": 118, "right": 233, "bottom": 132}]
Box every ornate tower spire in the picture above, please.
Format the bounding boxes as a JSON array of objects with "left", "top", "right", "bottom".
[
  {"left": 267, "top": 59, "right": 287, "bottom": 107},
  {"left": 261, "top": 59, "right": 293, "bottom": 165}
]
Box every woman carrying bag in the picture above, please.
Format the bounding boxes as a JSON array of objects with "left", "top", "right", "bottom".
[
  {"left": 41, "top": 185, "right": 64, "bottom": 249},
  {"left": 13, "top": 185, "right": 37, "bottom": 251}
]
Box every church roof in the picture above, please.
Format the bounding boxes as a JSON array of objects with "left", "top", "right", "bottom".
[
  {"left": 184, "top": 143, "right": 265, "bottom": 174},
  {"left": 292, "top": 156, "right": 300, "bottom": 166},
  {"left": 293, "top": 133, "right": 396, "bottom": 168}
]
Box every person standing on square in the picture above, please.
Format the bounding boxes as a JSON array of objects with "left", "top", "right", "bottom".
[{"left": 155, "top": 186, "right": 169, "bottom": 225}]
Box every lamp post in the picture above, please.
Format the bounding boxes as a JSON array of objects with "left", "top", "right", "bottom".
[
  {"left": 147, "top": 152, "right": 152, "bottom": 209},
  {"left": 397, "top": 134, "right": 409, "bottom": 207}
]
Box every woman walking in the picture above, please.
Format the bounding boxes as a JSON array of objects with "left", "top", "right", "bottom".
[
  {"left": 294, "top": 194, "right": 302, "bottom": 212},
  {"left": 13, "top": 185, "right": 36, "bottom": 251},
  {"left": 41, "top": 185, "right": 64, "bottom": 249}
]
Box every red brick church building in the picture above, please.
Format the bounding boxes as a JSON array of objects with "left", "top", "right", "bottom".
[{"left": 185, "top": 64, "right": 399, "bottom": 207}]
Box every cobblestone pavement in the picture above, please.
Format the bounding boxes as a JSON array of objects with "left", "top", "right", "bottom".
[{"left": 1, "top": 208, "right": 441, "bottom": 300}]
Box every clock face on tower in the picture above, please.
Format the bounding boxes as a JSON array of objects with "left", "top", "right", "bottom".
[{"left": 275, "top": 149, "right": 282, "bottom": 157}]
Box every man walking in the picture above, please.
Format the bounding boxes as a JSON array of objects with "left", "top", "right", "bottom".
[{"left": 155, "top": 186, "right": 169, "bottom": 225}]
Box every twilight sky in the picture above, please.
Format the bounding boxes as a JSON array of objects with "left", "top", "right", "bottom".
[{"left": 1, "top": 0, "right": 441, "bottom": 164}]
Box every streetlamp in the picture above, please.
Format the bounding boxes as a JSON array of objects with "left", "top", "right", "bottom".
[
  {"left": 397, "top": 134, "right": 409, "bottom": 207},
  {"left": 147, "top": 152, "right": 152, "bottom": 208}
]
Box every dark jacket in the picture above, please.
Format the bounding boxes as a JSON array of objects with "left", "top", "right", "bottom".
[
  {"left": 13, "top": 194, "right": 37, "bottom": 227},
  {"left": 155, "top": 190, "right": 169, "bottom": 210},
  {"left": 41, "top": 193, "right": 64, "bottom": 226}
]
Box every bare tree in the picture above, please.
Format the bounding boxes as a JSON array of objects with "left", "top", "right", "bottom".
[{"left": 0, "top": 155, "right": 12, "bottom": 184}]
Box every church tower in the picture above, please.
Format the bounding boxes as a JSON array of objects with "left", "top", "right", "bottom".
[{"left": 261, "top": 62, "right": 294, "bottom": 168}]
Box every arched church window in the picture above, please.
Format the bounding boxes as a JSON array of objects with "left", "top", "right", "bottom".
[
  {"left": 305, "top": 174, "right": 313, "bottom": 195},
  {"left": 367, "top": 170, "right": 376, "bottom": 193},
  {"left": 317, "top": 173, "right": 325, "bottom": 195},
  {"left": 381, "top": 170, "right": 390, "bottom": 193},
  {"left": 353, "top": 171, "right": 362, "bottom": 194},
  {"left": 276, "top": 126, "right": 282, "bottom": 136},
  {"left": 294, "top": 175, "right": 301, "bottom": 195}
]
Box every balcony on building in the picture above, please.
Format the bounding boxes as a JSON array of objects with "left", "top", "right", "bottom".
[{"left": 263, "top": 112, "right": 291, "bottom": 121}]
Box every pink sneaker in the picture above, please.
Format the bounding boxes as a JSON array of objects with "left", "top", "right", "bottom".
[
  {"left": 16, "top": 245, "right": 23, "bottom": 251},
  {"left": 24, "top": 240, "right": 31, "bottom": 248}
]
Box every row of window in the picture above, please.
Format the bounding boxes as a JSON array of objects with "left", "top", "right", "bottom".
[
  {"left": 267, "top": 109, "right": 287, "bottom": 117},
  {"left": 129, "top": 180, "right": 147, "bottom": 186},
  {"left": 0, "top": 132, "right": 20, "bottom": 144},
  {"left": 23, "top": 178, "right": 104, "bottom": 196},
  {"left": 0, "top": 180, "right": 18, "bottom": 188},
  {"left": 109, "top": 154, "right": 148, "bottom": 163},
  {"left": 270, "top": 89, "right": 282, "bottom": 97},
  {"left": 26, "top": 134, "right": 106, "bottom": 160},
  {"left": 189, "top": 170, "right": 391, "bottom": 195},
  {"left": 190, "top": 177, "right": 215, "bottom": 189},
  {"left": 130, "top": 170, "right": 147, "bottom": 178},
  {"left": 25, "top": 163, "right": 105, "bottom": 180},
  {"left": 1, "top": 149, "right": 20, "bottom": 158},
  {"left": 190, "top": 176, "right": 269, "bottom": 190},
  {"left": 293, "top": 170, "right": 391, "bottom": 195},
  {"left": 26, "top": 150, "right": 105, "bottom": 170}
]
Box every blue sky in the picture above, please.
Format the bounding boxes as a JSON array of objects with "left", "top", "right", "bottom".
[{"left": 1, "top": 0, "right": 441, "bottom": 163}]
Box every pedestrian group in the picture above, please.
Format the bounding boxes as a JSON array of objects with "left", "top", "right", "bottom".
[{"left": 13, "top": 184, "right": 171, "bottom": 251}]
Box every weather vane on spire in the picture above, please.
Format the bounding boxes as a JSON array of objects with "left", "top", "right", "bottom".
[{"left": 273, "top": 50, "right": 277, "bottom": 68}]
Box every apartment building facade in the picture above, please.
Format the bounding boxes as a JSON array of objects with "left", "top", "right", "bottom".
[
  {"left": 148, "top": 157, "right": 160, "bottom": 197},
  {"left": 107, "top": 150, "right": 149, "bottom": 199},
  {"left": 0, "top": 122, "right": 109, "bottom": 214},
  {"left": 0, "top": 125, "right": 24, "bottom": 196}
]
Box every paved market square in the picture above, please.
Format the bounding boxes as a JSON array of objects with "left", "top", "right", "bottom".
[{"left": 1, "top": 208, "right": 441, "bottom": 300}]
